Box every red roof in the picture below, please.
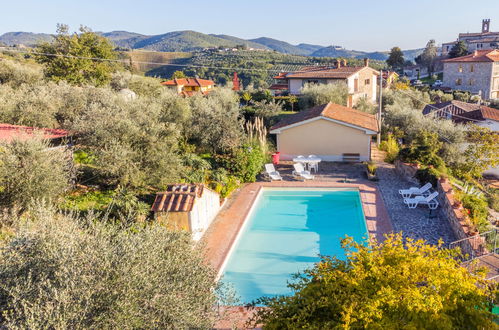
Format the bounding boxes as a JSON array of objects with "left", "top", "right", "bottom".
[
  {"left": 0, "top": 123, "right": 69, "bottom": 142},
  {"left": 442, "top": 49, "right": 499, "bottom": 63},
  {"left": 270, "top": 102, "right": 378, "bottom": 132},
  {"left": 161, "top": 78, "right": 215, "bottom": 87},
  {"left": 456, "top": 106, "right": 499, "bottom": 123},
  {"left": 269, "top": 83, "right": 288, "bottom": 90},
  {"left": 151, "top": 184, "right": 207, "bottom": 212},
  {"left": 285, "top": 66, "right": 377, "bottom": 79}
]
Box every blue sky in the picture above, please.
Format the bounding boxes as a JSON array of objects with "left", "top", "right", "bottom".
[{"left": 2, "top": 0, "right": 499, "bottom": 51}]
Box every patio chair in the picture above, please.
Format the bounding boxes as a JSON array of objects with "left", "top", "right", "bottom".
[
  {"left": 404, "top": 191, "right": 439, "bottom": 209},
  {"left": 293, "top": 163, "right": 314, "bottom": 180},
  {"left": 265, "top": 163, "right": 282, "bottom": 181},
  {"left": 398, "top": 182, "right": 432, "bottom": 198},
  {"left": 307, "top": 155, "right": 319, "bottom": 173}
]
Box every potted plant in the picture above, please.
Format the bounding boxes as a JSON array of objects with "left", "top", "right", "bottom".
[{"left": 365, "top": 161, "right": 378, "bottom": 181}]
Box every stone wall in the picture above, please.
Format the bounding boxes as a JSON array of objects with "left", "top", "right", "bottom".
[{"left": 394, "top": 160, "right": 419, "bottom": 184}]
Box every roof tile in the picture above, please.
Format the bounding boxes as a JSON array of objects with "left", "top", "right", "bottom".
[{"left": 270, "top": 102, "right": 378, "bottom": 132}]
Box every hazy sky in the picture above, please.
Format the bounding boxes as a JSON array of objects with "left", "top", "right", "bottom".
[{"left": 2, "top": 0, "right": 499, "bottom": 51}]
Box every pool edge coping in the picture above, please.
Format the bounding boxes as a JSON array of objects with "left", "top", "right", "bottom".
[{"left": 202, "top": 181, "right": 393, "bottom": 273}]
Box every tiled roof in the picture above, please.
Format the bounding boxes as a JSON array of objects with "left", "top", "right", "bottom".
[
  {"left": 270, "top": 102, "right": 378, "bottom": 132},
  {"left": 161, "top": 78, "right": 215, "bottom": 87},
  {"left": 422, "top": 101, "right": 499, "bottom": 123},
  {"left": 0, "top": 123, "right": 69, "bottom": 142},
  {"left": 422, "top": 100, "right": 481, "bottom": 115},
  {"left": 442, "top": 49, "right": 499, "bottom": 62},
  {"left": 151, "top": 184, "right": 206, "bottom": 212},
  {"left": 456, "top": 106, "right": 499, "bottom": 122},
  {"left": 285, "top": 66, "right": 373, "bottom": 79}
]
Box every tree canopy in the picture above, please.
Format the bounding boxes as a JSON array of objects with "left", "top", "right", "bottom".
[
  {"left": 36, "top": 25, "right": 118, "bottom": 86},
  {"left": 253, "top": 234, "right": 496, "bottom": 329},
  {"left": 416, "top": 39, "right": 438, "bottom": 73},
  {"left": 449, "top": 41, "right": 469, "bottom": 58},
  {"left": 0, "top": 207, "right": 221, "bottom": 328},
  {"left": 386, "top": 46, "right": 405, "bottom": 70}
]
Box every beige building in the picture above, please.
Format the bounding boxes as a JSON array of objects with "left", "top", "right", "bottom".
[
  {"left": 442, "top": 19, "right": 499, "bottom": 56},
  {"left": 442, "top": 49, "right": 499, "bottom": 100},
  {"left": 270, "top": 102, "right": 378, "bottom": 162},
  {"left": 151, "top": 184, "right": 220, "bottom": 241},
  {"left": 269, "top": 59, "right": 379, "bottom": 107}
]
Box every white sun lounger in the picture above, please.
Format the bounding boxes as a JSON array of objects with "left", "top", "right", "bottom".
[
  {"left": 399, "top": 182, "right": 432, "bottom": 198},
  {"left": 293, "top": 163, "right": 314, "bottom": 180},
  {"left": 265, "top": 163, "right": 282, "bottom": 181},
  {"left": 404, "top": 191, "right": 439, "bottom": 209}
]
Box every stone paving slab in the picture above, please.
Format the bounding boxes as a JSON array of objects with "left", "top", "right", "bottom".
[{"left": 376, "top": 163, "right": 456, "bottom": 245}]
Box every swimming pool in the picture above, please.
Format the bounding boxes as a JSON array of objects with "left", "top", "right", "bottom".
[{"left": 220, "top": 188, "right": 368, "bottom": 304}]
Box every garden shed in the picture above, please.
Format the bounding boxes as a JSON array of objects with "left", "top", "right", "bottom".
[{"left": 151, "top": 184, "right": 220, "bottom": 241}]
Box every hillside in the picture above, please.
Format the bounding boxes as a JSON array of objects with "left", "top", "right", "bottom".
[
  {"left": 310, "top": 46, "right": 424, "bottom": 61},
  {"left": 0, "top": 30, "right": 424, "bottom": 61},
  {"left": 248, "top": 37, "right": 310, "bottom": 55},
  {"left": 0, "top": 32, "right": 53, "bottom": 46},
  {"left": 210, "top": 34, "right": 270, "bottom": 50}
]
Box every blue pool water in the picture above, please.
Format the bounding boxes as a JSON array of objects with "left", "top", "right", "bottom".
[{"left": 221, "top": 188, "right": 368, "bottom": 304}]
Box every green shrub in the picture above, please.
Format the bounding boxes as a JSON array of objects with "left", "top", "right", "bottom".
[
  {"left": 215, "top": 144, "right": 266, "bottom": 183},
  {"left": 415, "top": 167, "right": 444, "bottom": 187},
  {"left": 488, "top": 189, "right": 499, "bottom": 212},
  {"left": 461, "top": 194, "right": 489, "bottom": 232},
  {"left": 379, "top": 135, "right": 399, "bottom": 163}
]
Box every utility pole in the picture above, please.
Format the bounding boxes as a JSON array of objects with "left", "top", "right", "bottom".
[{"left": 377, "top": 70, "right": 383, "bottom": 145}]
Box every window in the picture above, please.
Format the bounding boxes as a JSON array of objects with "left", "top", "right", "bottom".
[
  {"left": 458, "top": 65, "right": 463, "bottom": 73},
  {"left": 364, "top": 79, "right": 370, "bottom": 85},
  {"left": 456, "top": 78, "right": 462, "bottom": 85},
  {"left": 354, "top": 78, "right": 359, "bottom": 92},
  {"left": 469, "top": 79, "right": 474, "bottom": 86},
  {"left": 470, "top": 64, "right": 474, "bottom": 72}
]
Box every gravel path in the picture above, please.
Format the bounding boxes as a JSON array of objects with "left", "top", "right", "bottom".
[{"left": 376, "top": 163, "right": 457, "bottom": 246}]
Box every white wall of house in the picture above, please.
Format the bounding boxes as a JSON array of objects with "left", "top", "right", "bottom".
[
  {"left": 289, "top": 79, "right": 303, "bottom": 94},
  {"left": 188, "top": 188, "right": 220, "bottom": 241}
]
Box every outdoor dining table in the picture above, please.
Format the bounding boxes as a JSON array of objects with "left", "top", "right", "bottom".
[{"left": 293, "top": 156, "right": 322, "bottom": 172}]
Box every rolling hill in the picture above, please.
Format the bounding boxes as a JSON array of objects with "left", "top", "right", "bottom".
[{"left": 0, "top": 30, "right": 424, "bottom": 61}]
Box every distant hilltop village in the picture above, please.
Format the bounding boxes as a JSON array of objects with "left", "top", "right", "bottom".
[{"left": 442, "top": 19, "right": 499, "bottom": 56}]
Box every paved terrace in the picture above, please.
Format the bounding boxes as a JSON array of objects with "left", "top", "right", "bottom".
[{"left": 203, "top": 161, "right": 456, "bottom": 272}]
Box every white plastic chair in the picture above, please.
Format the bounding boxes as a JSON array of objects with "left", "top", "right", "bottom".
[
  {"left": 293, "top": 163, "right": 314, "bottom": 180},
  {"left": 265, "top": 163, "right": 282, "bottom": 181},
  {"left": 399, "top": 183, "right": 432, "bottom": 198},
  {"left": 404, "top": 191, "right": 439, "bottom": 209},
  {"left": 307, "top": 155, "right": 319, "bottom": 173}
]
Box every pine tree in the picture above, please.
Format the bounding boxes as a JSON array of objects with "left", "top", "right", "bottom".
[
  {"left": 448, "top": 41, "right": 469, "bottom": 58},
  {"left": 386, "top": 47, "right": 405, "bottom": 70}
]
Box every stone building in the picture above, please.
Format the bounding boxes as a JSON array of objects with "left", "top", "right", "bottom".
[
  {"left": 269, "top": 59, "right": 379, "bottom": 107},
  {"left": 442, "top": 49, "right": 499, "bottom": 100},
  {"left": 442, "top": 19, "right": 499, "bottom": 56}
]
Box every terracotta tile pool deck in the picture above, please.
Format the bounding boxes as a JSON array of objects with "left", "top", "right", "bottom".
[{"left": 201, "top": 180, "right": 393, "bottom": 273}]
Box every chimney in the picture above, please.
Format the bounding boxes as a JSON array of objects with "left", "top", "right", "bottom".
[
  {"left": 482, "top": 19, "right": 491, "bottom": 33},
  {"left": 364, "top": 58, "right": 369, "bottom": 67},
  {"left": 473, "top": 50, "right": 478, "bottom": 57},
  {"left": 336, "top": 60, "right": 341, "bottom": 69},
  {"left": 342, "top": 59, "right": 347, "bottom": 67}
]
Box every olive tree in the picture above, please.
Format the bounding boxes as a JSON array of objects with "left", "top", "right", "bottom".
[
  {"left": 0, "top": 138, "right": 72, "bottom": 209},
  {"left": 299, "top": 82, "right": 349, "bottom": 108},
  {"left": 0, "top": 206, "right": 220, "bottom": 329}
]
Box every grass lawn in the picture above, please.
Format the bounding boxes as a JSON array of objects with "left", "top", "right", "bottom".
[{"left": 421, "top": 72, "right": 443, "bottom": 84}]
